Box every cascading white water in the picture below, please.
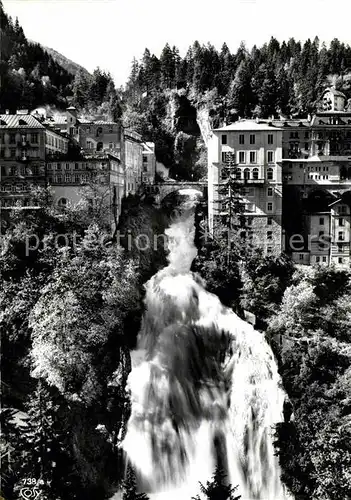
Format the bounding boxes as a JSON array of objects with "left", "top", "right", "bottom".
[{"left": 122, "top": 192, "right": 291, "bottom": 500}]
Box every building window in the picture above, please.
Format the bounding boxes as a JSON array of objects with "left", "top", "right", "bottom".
[
  {"left": 338, "top": 205, "right": 347, "bottom": 214},
  {"left": 267, "top": 217, "right": 273, "bottom": 225},
  {"left": 338, "top": 231, "right": 344, "bottom": 241},
  {"left": 244, "top": 168, "right": 250, "bottom": 180},
  {"left": 267, "top": 202, "right": 273, "bottom": 212},
  {"left": 57, "top": 163, "right": 62, "bottom": 170},
  {"left": 247, "top": 217, "right": 253, "bottom": 225},
  {"left": 299, "top": 253, "right": 304, "bottom": 261},
  {"left": 268, "top": 134, "right": 273, "bottom": 145},
  {"left": 65, "top": 174, "right": 71, "bottom": 183},
  {"left": 267, "top": 231, "right": 273, "bottom": 240},
  {"left": 75, "top": 174, "right": 80, "bottom": 183},
  {"left": 267, "top": 246, "right": 273, "bottom": 253},
  {"left": 267, "top": 151, "right": 274, "bottom": 163},
  {"left": 252, "top": 168, "right": 259, "bottom": 180},
  {"left": 250, "top": 134, "right": 255, "bottom": 145},
  {"left": 65, "top": 163, "right": 70, "bottom": 170},
  {"left": 47, "top": 163, "right": 52, "bottom": 170},
  {"left": 239, "top": 151, "right": 245, "bottom": 164},
  {"left": 250, "top": 151, "right": 256, "bottom": 163},
  {"left": 97, "top": 142, "right": 103, "bottom": 151},
  {"left": 339, "top": 257, "right": 344, "bottom": 264},
  {"left": 143, "top": 155, "right": 148, "bottom": 163},
  {"left": 316, "top": 256, "right": 320, "bottom": 263},
  {"left": 267, "top": 187, "right": 273, "bottom": 197},
  {"left": 267, "top": 168, "right": 274, "bottom": 180},
  {"left": 319, "top": 217, "right": 324, "bottom": 225},
  {"left": 9, "top": 133, "right": 16, "bottom": 144},
  {"left": 109, "top": 142, "right": 113, "bottom": 149},
  {"left": 31, "top": 133, "right": 38, "bottom": 144},
  {"left": 322, "top": 256, "right": 327, "bottom": 262},
  {"left": 239, "top": 134, "right": 244, "bottom": 145},
  {"left": 221, "top": 134, "right": 227, "bottom": 145},
  {"left": 339, "top": 218, "right": 345, "bottom": 226},
  {"left": 10, "top": 148, "right": 16, "bottom": 158}
]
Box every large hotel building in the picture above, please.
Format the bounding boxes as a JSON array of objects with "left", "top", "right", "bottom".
[{"left": 208, "top": 87, "right": 351, "bottom": 267}]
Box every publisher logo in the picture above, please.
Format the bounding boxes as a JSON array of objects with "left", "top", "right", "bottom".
[{"left": 19, "top": 488, "right": 41, "bottom": 499}]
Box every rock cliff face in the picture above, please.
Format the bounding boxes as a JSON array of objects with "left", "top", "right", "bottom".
[{"left": 196, "top": 106, "right": 214, "bottom": 148}]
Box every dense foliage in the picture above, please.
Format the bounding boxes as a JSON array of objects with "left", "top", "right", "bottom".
[
  {"left": 117, "top": 37, "right": 351, "bottom": 177},
  {"left": 0, "top": 0, "right": 74, "bottom": 111},
  {"left": 268, "top": 266, "right": 351, "bottom": 499},
  {"left": 0, "top": 188, "right": 145, "bottom": 500}
]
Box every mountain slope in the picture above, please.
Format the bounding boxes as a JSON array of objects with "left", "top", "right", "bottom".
[{"left": 42, "top": 45, "right": 91, "bottom": 78}]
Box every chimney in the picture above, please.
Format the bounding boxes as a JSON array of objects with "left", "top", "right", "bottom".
[{"left": 5, "top": 109, "right": 9, "bottom": 115}]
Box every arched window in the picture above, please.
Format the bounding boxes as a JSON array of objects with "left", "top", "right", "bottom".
[
  {"left": 96, "top": 127, "right": 103, "bottom": 137},
  {"left": 244, "top": 168, "right": 250, "bottom": 180},
  {"left": 97, "top": 142, "right": 103, "bottom": 151},
  {"left": 58, "top": 197, "right": 68, "bottom": 209},
  {"left": 267, "top": 168, "right": 274, "bottom": 180},
  {"left": 253, "top": 168, "right": 259, "bottom": 180}
]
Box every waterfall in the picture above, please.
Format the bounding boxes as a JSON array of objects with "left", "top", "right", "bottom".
[{"left": 122, "top": 192, "right": 291, "bottom": 500}]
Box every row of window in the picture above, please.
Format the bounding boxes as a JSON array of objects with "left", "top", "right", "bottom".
[
  {"left": 47, "top": 162, "right": 89, "bottom": 171},
  {"left": 1, "top": 165, "right": 41, "bottom": 176},
  {"left": 221, "top": 167, "right": 275, "bottom": 181},
  {"left": 0, "top": 132, "right": 39, "bottom": 144},
  {"left": 0, "top": 148, "right": 41, "bottom": 159},
  {"left": 242, "top": 187, "right": 274, "bottom": 198},
  {"left": 46, "top": 134, "right": 67, "bottom": 150},
  {"left": 48, "top": 175, "right": 89, "bottom": 184},
  {"left": 1, "top": 183, "right": 30, "bottom": 192},
  {"left": 86, "top": 141, "right": 118, "bottom": 150},
  {"left": 243, "top": 202, "right": 274, "bottom": 212},
  {"left": 221, "top": 133, "right": 275, "bottom": 145},
  {"left": 222, "top": 151, "right": 275, "bottom": 164}
]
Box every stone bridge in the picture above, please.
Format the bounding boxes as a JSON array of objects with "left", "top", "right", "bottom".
[{"left": 151, "top": 181, "right": 207, "bottom": 202}]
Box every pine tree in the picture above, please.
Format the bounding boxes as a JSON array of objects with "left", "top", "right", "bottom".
[
  {"left": 192, "top": 465, "right": 241, "bottom": 500},
  {"left": 17, "top": 381, "right": 66, "bottom": 500},
  {"left": 72, "top": 68, "right": 91, "bottom": 108},
  {"left": 217, "top": 153, "right": 246, "bottom": 264},
  {"left": 122, "top": 465, "right": 149, "bottom": 500}
]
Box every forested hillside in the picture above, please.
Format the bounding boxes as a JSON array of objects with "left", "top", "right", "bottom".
[
  {"left": 0, "top": 1, "right": 121, "bottom": 120},
  {"left": 0, "top": 1, "right": 74, "bottom": 111},
  {"left": 116, "top": 38, "right": 351, "bottom": 179},
  {"left": 41, "top": 45, "right": 92, "bottom": 79}
]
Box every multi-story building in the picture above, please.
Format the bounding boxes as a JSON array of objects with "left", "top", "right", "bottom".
[
  {"left": 124, "top": 129, "right": 143, "bottom": 196},
  {"left": 208, "top": 121, "right": 283, "bottom": 255},
  {"left": 45, "top": 108, "right": 144, "bottom": 197},
  {"left": 49, "top": 153, "right": 124, "bottom": 231},
  {"left": 141, "top": 142, "right": 156, "bottom": 185},
  {"left": 208, "top": 87, "right": 351, "bottom": 267},
  {"left": 0, "top": 112, "right": 68, "bottom": 208}
]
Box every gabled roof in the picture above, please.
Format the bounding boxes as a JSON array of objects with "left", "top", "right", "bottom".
[{"left": 0, "top": 114, "right": 45, "bottom": 129}]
